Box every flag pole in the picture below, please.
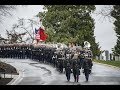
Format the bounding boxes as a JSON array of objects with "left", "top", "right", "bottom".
[
  {"left": 39, "top": 17, "right": 42, "bottom": 45},
  {"left": 31, "top": 20, "right": 34, "bottom": 44}
]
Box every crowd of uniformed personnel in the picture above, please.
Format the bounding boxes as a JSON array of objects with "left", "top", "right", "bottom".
[{"left": 0, "top": 44, "right": 93, "bottom": 82}]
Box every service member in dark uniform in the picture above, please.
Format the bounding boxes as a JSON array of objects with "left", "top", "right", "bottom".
[
  {"left": 65, "top": 63, "right": 72, "bottom": 82},
  {"left": 82, "top": 56, "right": 93, "bottom": 82}
]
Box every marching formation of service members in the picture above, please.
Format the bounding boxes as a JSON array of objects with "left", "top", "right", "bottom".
[{"left": 0, "top": 42, "right": 93, "bottom": 82}]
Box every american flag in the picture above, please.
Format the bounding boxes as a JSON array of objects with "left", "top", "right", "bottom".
[
  {"left": 35, "top": 27, "right": 48, "bottom": 41},
  {"left": 35, "top": 28, "right": 40, "bottom": 40}
]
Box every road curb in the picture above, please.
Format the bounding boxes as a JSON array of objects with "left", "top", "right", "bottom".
[
  {"left": 93, "top": 61, "right": 120, "bottom": 70},
  {"left": 0, "top": 60, "right": 24, "bottom": 85},
  {"left": 7, "top": 68, "right": 23, "bottom": 85}
]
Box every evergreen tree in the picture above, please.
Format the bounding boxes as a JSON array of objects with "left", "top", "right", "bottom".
[
  {"left": 111, "top": 5, "right": 120, "bottom": 56},
  {"left": 37, "top": 5, "right": 100, "bottom": 58}
]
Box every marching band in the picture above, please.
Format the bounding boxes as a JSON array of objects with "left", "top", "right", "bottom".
[{"left": 0, "top": 42, "right": 93, "bottom": 82}]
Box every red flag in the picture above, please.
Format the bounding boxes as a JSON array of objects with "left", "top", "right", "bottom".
[{"left": 39, "top": 27, "right": 48, "bottom": 41}]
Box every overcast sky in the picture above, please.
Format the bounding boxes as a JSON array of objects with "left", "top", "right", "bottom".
[{"left": 0, "top": 5, "right": 117, "bottom": 53}]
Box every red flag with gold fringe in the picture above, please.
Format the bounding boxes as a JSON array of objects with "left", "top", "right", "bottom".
[{"left": 39, "top": 27, "right": 48, "bottom": 41}]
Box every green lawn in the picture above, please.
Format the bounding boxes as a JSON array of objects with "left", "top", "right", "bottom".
[{"left": 93, "top": 59, "right": 120, "bottom": 68}]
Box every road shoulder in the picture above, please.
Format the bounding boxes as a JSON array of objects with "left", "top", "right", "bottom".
[{"left": 93, "top": 61, "right": 120, "bottom": 70}]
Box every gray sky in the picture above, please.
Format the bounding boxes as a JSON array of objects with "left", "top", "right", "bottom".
[
  {"left": 92, "top": 5, "right": 117, "bottom": 53},
  {"left": 0, "top": 5, "right": 117, "bottom": 53}
]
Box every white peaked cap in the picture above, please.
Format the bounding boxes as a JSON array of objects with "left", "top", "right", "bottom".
[{"left": 84, "top": 41, "right": 91, "bottom": 48}]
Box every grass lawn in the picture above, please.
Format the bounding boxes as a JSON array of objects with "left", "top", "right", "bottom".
[
  {"left": 93, "top": 59, "right": 120, "bottom": 68},
  {"left": 0, "top": 61, "right": 18, "bottom": 74}
]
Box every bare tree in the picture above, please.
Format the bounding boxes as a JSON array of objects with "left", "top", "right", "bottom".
[
  {"left": 16, "top": 18, "right": 40, "bottom": 43},
  {"left": 0, "top": 5, "right": 38, "bottom": 44},
  {"left": 0, "top": 5, "right": 17, "bottom": 22},
  {"left": 6, "top": 29, "right": 27, "bottom": 44},
  {"left": 0, "top": 5, "right": 26, "bottom": 23},
  {"left": 0, "top": 34, "right": 9, "bottom": 44},
  {"left": 0, "top": 17, "right": 39, "bottom": 44},
  {"left": 93, "top": 5, "right": 114, "bottom": 22}
]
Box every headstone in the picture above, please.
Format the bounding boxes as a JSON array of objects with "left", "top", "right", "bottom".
[
  {"left": 105, "top": 50, "right": 109, "bottom": 60},
  {"left": 118, "top": 56, "right": 120, "bottom": 61},
  {"left": 96, "top": 56, "right": 98, "bottom": 60},
  {"left": 99, "top": 54, "right": 103, "bottom": 60},
  {"left": 110, "top": 53, "right": 113, "bottom": 60},
  {"left": 115, "top": 56, "right": 119, "bottom": 61}
]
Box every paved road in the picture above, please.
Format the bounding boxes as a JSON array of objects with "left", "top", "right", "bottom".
[{"left": 1, "top": 58, "right": 120, "bottom": 85}]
